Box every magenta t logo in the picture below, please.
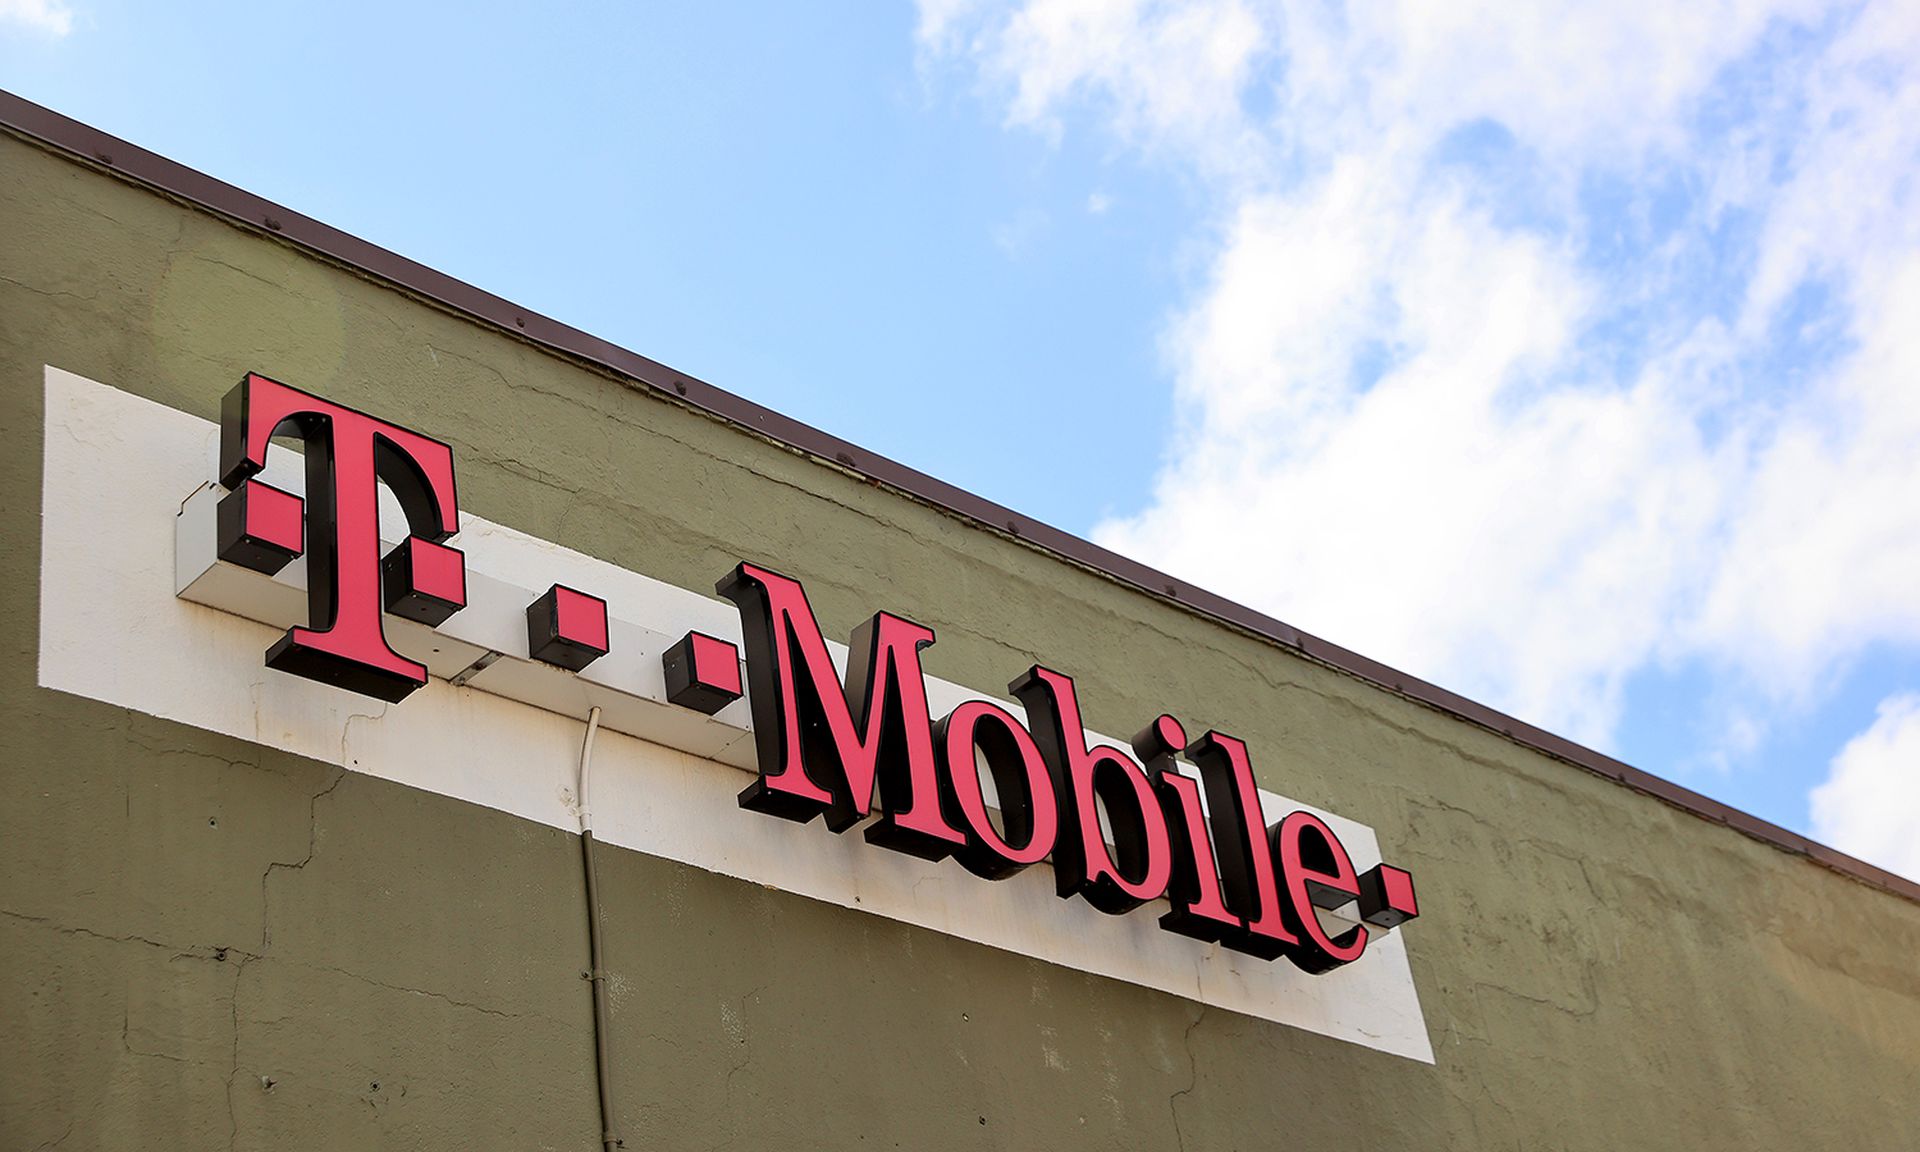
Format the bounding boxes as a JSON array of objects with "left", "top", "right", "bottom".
[{"left": 216, "top": 372, "right": 464, "bottom": 702}]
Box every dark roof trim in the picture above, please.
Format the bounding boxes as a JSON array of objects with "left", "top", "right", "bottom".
[{"left": 6, "top": 88, "right": 1913, "bottom": 905}]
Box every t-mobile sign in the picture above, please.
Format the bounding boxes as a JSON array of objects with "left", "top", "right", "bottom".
[{"left": 210, "top": 371, "right": 1419, "bottom": 975}]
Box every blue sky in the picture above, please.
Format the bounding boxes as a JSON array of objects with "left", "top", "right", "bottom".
[{"left": 7, "top": 1, "right": 1919, "bottom": 878}]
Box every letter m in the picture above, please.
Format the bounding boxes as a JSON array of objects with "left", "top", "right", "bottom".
[{"left": 717, "top": 563, "right": 962, "bottom": 860}]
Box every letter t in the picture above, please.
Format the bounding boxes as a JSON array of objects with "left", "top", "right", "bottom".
[{"left": 220, "top": 372, "right": 462, "bottom": 702}]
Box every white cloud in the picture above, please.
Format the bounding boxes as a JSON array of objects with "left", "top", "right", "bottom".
[
  {"left": 1694, "top": 254, "right": 1920, "bottom": 701},
  {"left": 917, "top": 0, "right": 991, "bottom": 52},
  {"left": 1811, "top": 694, "right": 1920, "bottom": 878},
  {"left": 920, "top": 1, "right": 1920, "bottom": 835},
  {"left": 1099, "top": 169, "right": 1731, "bottom": 745},
  {"left": 0, "top": 0, "right": 75, "bottom": 37},
  {"left": 980, "top": 0, "right": 1271, "bottom": 168},
  {"left": 1651, "top": 4, "right": 1920, "bottom": 702},
  {"left": 1272, "top": 1, "right": 1832, "bottom": 163},
  {"left": 991, "top": 205, "right": 1050, "bottom": 258}
]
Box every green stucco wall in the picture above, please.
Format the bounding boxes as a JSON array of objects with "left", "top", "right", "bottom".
[{"left": 5, "top": 127, "right": 1918, "bottom": 1150}]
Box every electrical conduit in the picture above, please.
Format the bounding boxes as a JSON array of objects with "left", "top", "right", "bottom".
[{"left": 576, "top": 707, "right": 621, "bottom": 1150}]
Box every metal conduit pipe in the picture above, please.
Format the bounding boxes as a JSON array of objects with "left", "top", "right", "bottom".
[{"left": 576, "top": 707, "right": 622, "bottom": 1150}]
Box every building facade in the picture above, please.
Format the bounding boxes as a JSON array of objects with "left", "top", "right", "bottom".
[{"left": 4, "top": 92, "right": 1919, "bottom": 1150}]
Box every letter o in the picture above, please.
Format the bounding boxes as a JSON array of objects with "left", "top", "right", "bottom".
[{"left": 938, "top": 700, "right": 1059, "bottom": 880}]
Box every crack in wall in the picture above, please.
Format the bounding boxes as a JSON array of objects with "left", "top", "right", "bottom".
[
  {"left": 706, "top": 982, "right": 770, "bottom": 1152},
  {"left": 224, "top": 953, "right": 250, "bottom": 1152},
  {"left": 292, "top": 959, "right": 556, "bottom": 1024},
  {"left": 0, "top": 273, "right": 100, "bottom": 304},
  {"left": 257, "top": 764, "right": 347, "bottom": 951},
  {"left": 255, "top": 705, "right": 380, "bottom": 954},
  {"left": 1167, "top": 1004, "right": 1207, "bottom": 1152}
]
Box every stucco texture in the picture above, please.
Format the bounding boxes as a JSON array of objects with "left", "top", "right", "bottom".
[{"left": 4, "top": 128, "right": 1919, "bottom": 1150}]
